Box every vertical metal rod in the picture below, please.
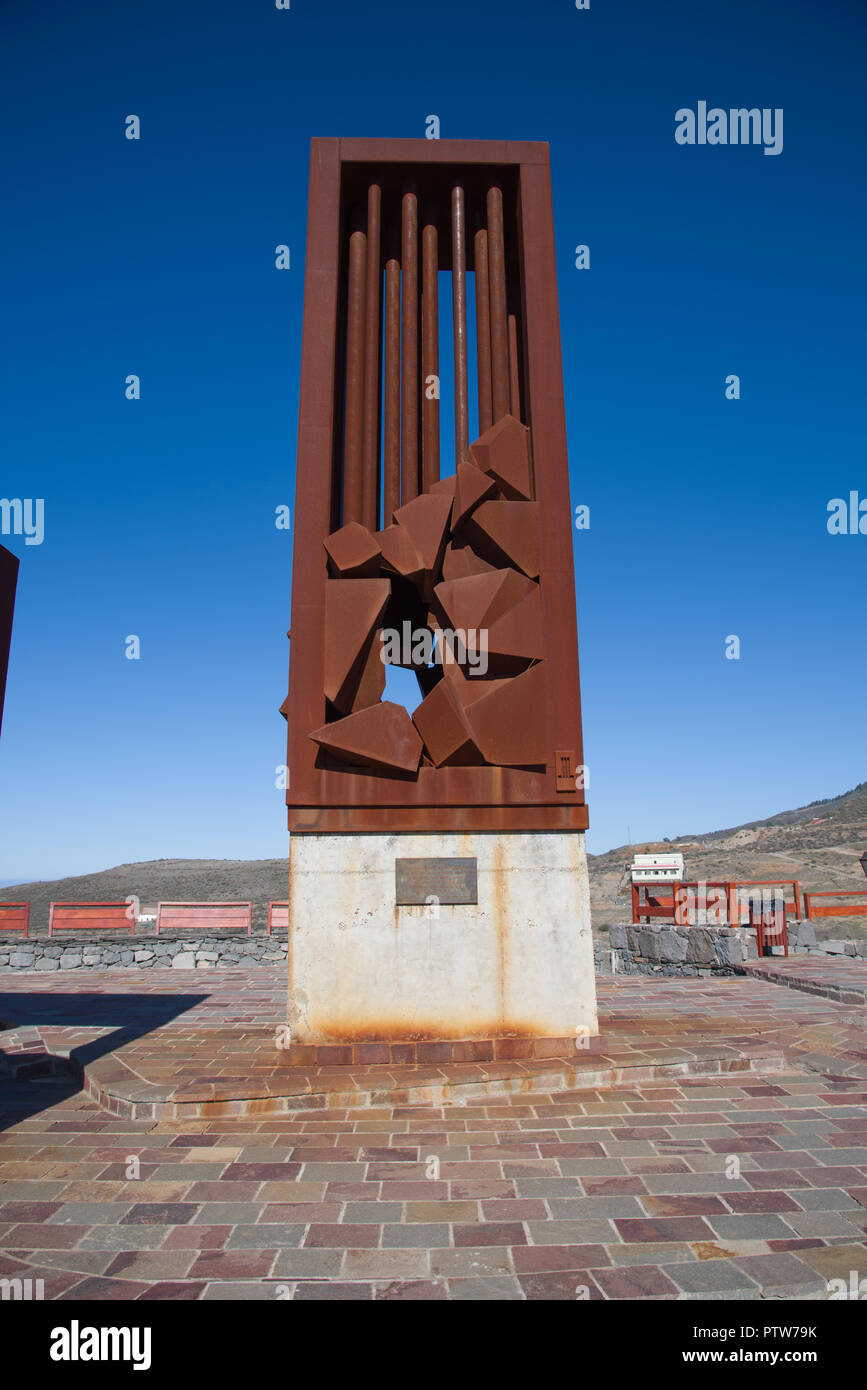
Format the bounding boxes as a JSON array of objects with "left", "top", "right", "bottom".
[
  {"left": 401, "top": 191, "right": 419, "bottom": 504},
  {"left": 486, "top": 185, "right": 510, "bottom": 423},
  {"left": 474, "top": 227, "right": 493, "bottom": 435},
  {"left": 344, "top": 228, "right": 367, "bottom": 525},
  {"left": 508, "top": 312, "right": 521, "bottom": 422},
  {"left": 451, "top": 186, "right": 469, "bottom": 466},
  {"left": 383, "top": 258, "right": 401, "bottom": 524},
  {"left": 361, "top": 184, "right": 381, "bottom": 531},
  {"left": 421, "top": 222, "right": 440, "bottom": 491}
]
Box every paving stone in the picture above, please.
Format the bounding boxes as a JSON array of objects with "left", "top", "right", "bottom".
[
  {"left": 258, "top": 1202, "right": 341, "bottom": 1223},
  {"left": 341, "top": 1203, "right": 403, "bottom": 1223},
  {"left": 609, "top": 1242, "right": 698, "bottom": 1266},
  {"left": 784, "top": 1211, "right": 867, "bottom": 1238},
  {"left": 291, "top": 1280, "right": 373, "bottom": 1300},
  {"left": 793, "top": 1188, "right": 860, "bottom": 1211},
  {"left": 305, "top": 1223, "right": 380, "bottom": 1249},
  {"left": 103, "top": 1250, "right": 196, "bottom": 1281},
  {"left": 429, "top": 1246, "right": 513, "bottom": 1277},
  {"left": 342, "top": 1249, "right": 429, "bottom": 1280},
  {"left": 639, "top": 1195, "right": 728, "bottom": 1217},
  {"left": 593, "top": 1264, "right": 680, "bottom": 1299},
  {"left": 707, "top": 1213, "right": 799, "bottom": 1240},
  {"left": 120, "top": 1202, "right": 200, "bottom": 1225},
  {"left": 614, "top": 1217, "right": 716, "bottom": 1244},
  {"left": 512, "top": 1179, "right": 583, "bottom": 1199},
  {"left": 511, "top": 1244, "right": 611, "bottom": 1273},
  {"left": 148, "top": 1163, "right": 224, "bottom": 1181},
  {"left": 793, "top": 1243, "right": 867, "bottom": 1282},
  {"left": 48, "top": 1203, "right": 133, "bottom": 1225},
  {"left": 163, "top": 1225, "right": 231, "bottom": 1250},
  {"left": 723, "top": 1190, "right": 802, "bottom": 1213},
  {"left": 525, "top": 1217, "right": 619, "bottom": 1251},
  {"left": 732, "top": 1252, "right": 826, "bottom": 1296},
  {"left": 348, "top": 1207, "right": 433, "bottom": 1240},
  {"left": 57, "top": 1276, "right": 153, "bottom": 1300},
  {"left": 644, "top": 1173, "right": 750, "bottom": 1194},
  {"left": 405, "top": 1201, "right": 478, "bottom": 1223},
  {"left": 453, "top": 1221, "right": 526, "bottom": 1247},
  {"left": 807, "top": 1165, "right": 867, "bottom": 1187},
  {"left": 448, "top": 1276, "right": 524, "bottom": 1300},
  {"left": 227, "top": 1224, "right": 306, "bottom": 1249},
  {"left": 518, "top": 1270, "right": 604, "bottom": 1300},
  {"left": 202, "top": 1280, "right": 286, "bottom": 1300},
  {"left": 188, "top": 1250, "right": 278, "bottom": 1280},
  {"left": 191, "top": 1203, "right": 265, "bottom": 1224},
  {"left": 541, "top": 1195, "right": 646, "bottom": 1218},
  {"left": 19, "top": 1249, "right": 117, "bottom": 1275},
  {"left": 271, "top": 1248, "right": 344, "bottom": 1278},
  {"left": 78, "top": 1225, "right": 174, "bottom": 1250},
  {"left": 661, "top": 1260, "right": 758, "bottom": 1295},
  {"left": 3, "top": 962, "right": 867, "bottom": 1302},
  {"left": 374, "top": 1279, "right": 448, "bottom": 1300},
  {"left": 743, "top": 1168, "right": 814, "bottom": 1189}
]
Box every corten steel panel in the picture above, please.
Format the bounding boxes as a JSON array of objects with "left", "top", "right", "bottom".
[
  {"left": 0, "top": 544, "right": 19, "bottom": 740},
  {"left": 284, "top": 138, "right": 587, "bottom": 833}
]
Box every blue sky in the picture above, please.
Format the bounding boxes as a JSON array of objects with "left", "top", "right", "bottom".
[{"left": 1, "top": 0, "right": 865, "bottom": 882}]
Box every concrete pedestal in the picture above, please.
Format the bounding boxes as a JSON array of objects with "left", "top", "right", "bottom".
[{"left": 287, "top": 830, "right": 598, "bottom": 1043}]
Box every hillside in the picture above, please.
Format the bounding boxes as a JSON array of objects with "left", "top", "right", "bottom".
[
  {"left": 2, "top": 783, "right": 865, "bottom": 937},
  {"left": 589, "top": 781, "right": 867, "bottom": 934},
  {"left": 0, "top": 860, "right": 290, "bottom": 934}
]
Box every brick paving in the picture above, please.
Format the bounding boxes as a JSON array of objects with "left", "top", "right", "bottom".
[
  {"left": 1, "top": 965, "right": 866, "bottom": 1299},
  {"left": 2, "top": 969, "right": 866, "bottom": 1115},
  {"left": 741, "top": 954, "right": 867, "bottom": 1008}
]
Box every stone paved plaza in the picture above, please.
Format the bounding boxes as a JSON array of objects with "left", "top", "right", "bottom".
[{"left": 1, "top": 962, "right": 866, "bottom": 1300}]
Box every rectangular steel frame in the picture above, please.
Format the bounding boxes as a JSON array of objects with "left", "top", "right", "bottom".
[
  {"left": 0, "top": 543, "right": 19, "bottom": 740},
  {"left": 285, "top": 138, "right": 587, "bottom": 833}
]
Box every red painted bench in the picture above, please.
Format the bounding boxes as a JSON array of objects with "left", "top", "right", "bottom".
[
  {"left": 48, "top": 902, "right": 135, "bottom": 936},
  {"left": 0, "top": 902, "right": 30, "bottom": 936},
  {"left": 156, "top": 902, "right": 252, "bottom": 935},
  {"left": 267, "top": 901, "right": 289, "bottom": 934}
]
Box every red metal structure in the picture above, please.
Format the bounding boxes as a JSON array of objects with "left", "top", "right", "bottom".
[
  {"left": 0, "top": 543, "right": 19, "bottom": 740},
  {"left": 631, "top": 881, "right": 681, "bottom": 923},
  {"left": 804, "top": 890, "right": 867, "bottom": 920},
  {"left": 267, "top": 901, "right": 289, "bottom": 934},
  {"left": 749, "top": 897, "right": 789, "bottom": 956},
  {"left": 155, "top": 902, "right": 252, "bottom": 935},
  {"left": 282, "top": 139, "right": 586, "bottom": 834},
  {"left": 728, "top": 879, "right": 801, "bottom": 921},
  {"left": 632, "top": 879, "right": 801, "bottom": 926},
  {"left": 0, "top": 903, "right": 30, "bottom": 937},
  {"left": 48, "top": 902, "right": 135, "bottom": 936},
  {"left": 674, "top": 882, "right": 731, "bottom": 926}
]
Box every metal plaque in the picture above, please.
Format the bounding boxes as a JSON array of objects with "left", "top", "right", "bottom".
[{"left": 395, "top": 857, "right": 478, "bottom": 906}]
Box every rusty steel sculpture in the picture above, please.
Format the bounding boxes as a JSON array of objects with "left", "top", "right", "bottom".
[
  {"left": 283, "top": 139, "right": 586, "bottom": 831},
  {"left": 282, "top": 139, "right": 596, "bottom": 1047},
  {"left": 0, "top": 544, "right": 18, "bottom": 740}
]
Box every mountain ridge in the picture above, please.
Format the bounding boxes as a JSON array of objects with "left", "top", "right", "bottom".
[{"left": 2, "top": 783, "right": 865, "bottom": 935}]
